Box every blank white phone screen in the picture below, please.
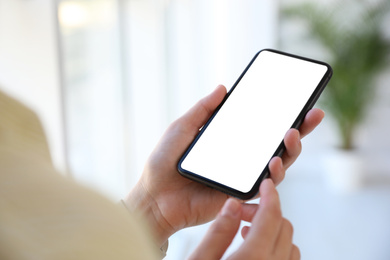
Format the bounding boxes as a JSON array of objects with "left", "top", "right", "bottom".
[{"left": 181, "top": 50, "right": 328, "bottom": 193}]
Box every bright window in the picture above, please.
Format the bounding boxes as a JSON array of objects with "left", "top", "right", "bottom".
[{"left": 58, "top": 0, "right": 278, "bottom": 203}]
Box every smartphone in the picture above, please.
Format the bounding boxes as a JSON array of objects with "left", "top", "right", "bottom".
[{"left": 177, "top": 49, "right": 332, "bottom": 200}]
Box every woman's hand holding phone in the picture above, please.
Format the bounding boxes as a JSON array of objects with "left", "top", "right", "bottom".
[
  {"left": 178, "top": 50, "right": 331, "bottom": 199},
  {"left": 123, "top": 84, "right": 324, "bottom": 248}
]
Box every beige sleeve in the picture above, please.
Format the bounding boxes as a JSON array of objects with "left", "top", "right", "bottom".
[{"left": 0, "top": 90, "right": 160, "bottom": 260}]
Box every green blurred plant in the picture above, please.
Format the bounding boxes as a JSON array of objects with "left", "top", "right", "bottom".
[{"left": 283, "top": 0, "right": 390, "bottom": 150}]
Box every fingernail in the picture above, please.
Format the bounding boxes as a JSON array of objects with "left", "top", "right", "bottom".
[
  {"left": 263, "top": 178, "right": 272, "bottom": 186},
  {"left": 279, "top": 158, "right": 284, "bottom": 172},
  {"left": 261, "top": 178, "right": 274, "bottom": 191},
  {"left": 221, "top": 199, "right": 240, "bottom": 217},
  {"left": 294, "top": 130, "right": 301, "bottom": 145}
]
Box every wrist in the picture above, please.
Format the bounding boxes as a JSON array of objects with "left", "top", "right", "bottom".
[{"left": 123, "top": 179, "right": 175, "bottom": 247}]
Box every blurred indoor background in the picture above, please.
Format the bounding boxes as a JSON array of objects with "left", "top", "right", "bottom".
[{"left": 0, "top": 0, "right": 389, "bottom": 259}]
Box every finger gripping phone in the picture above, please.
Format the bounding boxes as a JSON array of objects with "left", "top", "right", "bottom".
[{"left": 177, "top": 49, "right": 332, "bottom": 200}]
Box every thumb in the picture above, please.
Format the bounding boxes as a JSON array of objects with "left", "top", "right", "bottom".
[
  {"left": 179, "top": 85, "right": 227, "bottom": 135},
  {"left": 188, "top": 199, "right": 242, "bottom": 260}
]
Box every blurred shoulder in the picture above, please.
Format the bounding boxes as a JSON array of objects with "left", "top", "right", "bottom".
[{"left": 0, "top": 89, "right": 51, "bottom": 163}]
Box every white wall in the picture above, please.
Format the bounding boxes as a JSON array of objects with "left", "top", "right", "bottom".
[{"left": 0, "top": 0, "right": 65, "bottom": 172}]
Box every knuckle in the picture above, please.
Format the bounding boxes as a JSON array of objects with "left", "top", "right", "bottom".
[
  {"left": 291, "top": 244, "right": 301, "bottom": 260},
  {"left": 283, "top": 218, "right": 294, "bottom": 234}
]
